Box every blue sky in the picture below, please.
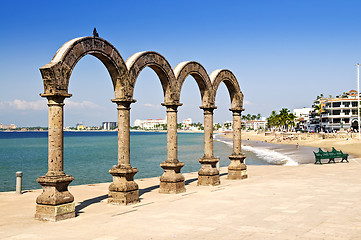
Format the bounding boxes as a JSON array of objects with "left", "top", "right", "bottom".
[{"left": 1, "top": 0, "right": 360, "bottom": 127}]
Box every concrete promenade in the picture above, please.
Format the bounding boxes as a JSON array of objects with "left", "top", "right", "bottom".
[{"left": 2, "top": 160, "right": 361, "bottom": 239}]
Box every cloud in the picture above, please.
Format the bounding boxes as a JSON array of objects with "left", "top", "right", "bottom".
[
  {"left": 0, "top": 99, "right": 47, "bottom": 111},
  {"left": 143, "top": 103, "right": 162, "bottom": 109},
  {"left": 0, "top": 99, "right": 100, "bottom": 111},
  {"left": 64, "top": 99, "right": 100, "bottom": 109}
]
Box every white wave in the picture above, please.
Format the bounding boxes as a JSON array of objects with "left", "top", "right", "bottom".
[
  {"left": 242, "top": 145, "right": 298, "bottom": 166},
  {"left": 214, "top": 138, "right": 298, "bottom": 166}
]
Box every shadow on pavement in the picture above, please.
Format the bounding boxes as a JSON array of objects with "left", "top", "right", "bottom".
[
  {"left": 75, "top": 172, "right": 228, "bottom": 215},
  {"left": 75, "top": 194, "right": 108, "bottom": 215}
]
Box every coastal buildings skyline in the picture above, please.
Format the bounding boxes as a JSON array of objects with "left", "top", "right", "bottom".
[{"left": 2, "top": 88, "right": 359, "bottom": 133}]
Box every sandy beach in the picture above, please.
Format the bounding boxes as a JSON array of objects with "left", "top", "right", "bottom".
[{"left": 220, "top": 131, "right": 361, "bottom": 159}]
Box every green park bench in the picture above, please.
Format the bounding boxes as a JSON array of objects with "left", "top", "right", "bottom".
[{"left": 313, "top": 147, "right": 349, "bottom": 164}]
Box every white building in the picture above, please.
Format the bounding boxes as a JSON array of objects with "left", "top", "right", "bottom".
[
  {"left": 0, "top": 123, "right": 17, "bottom": 130},
  {"left": 293, "top": 108, "right": 312, "bottom": 119},
  {"left": 181, "top": 118, "right": 192, "bottom": 129},
  {"left": 293, "top": 108, "right": 312, "bottom": 131},
  {"left": 134, "top": 118, "right": 167, "bottom": 130},
  {"left": 244, "top": 118, "right": 266, "bottom": 130},
  {"left": 307, "top": 90, "right": 360, "bottom": 132},
  {"left": 321, "top": 90, "right": 360, "bottom": 131}
]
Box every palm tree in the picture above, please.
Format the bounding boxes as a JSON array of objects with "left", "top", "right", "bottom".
[
  {"left": 286, "top": 113, "right": 296, "bottom": 131},
  {"left": 314, "top": 104, "right": 324, "bottom": 131},
  {"left": 267, "top": 108, "right": 296, "bottom": 131},
  {"left": 267, "top": 110, "right": 279, "bottom": 130},
  {"left": 279, "top": 108, "right": 290, "bottom": 131},
  {"left": 213, "top": 123, "right": 222, "bottom": 130},
  {"left": 316, "top": 93, "right": 324, "bottom": 100},
  {"left": 224, "top": 122, "right": 232, "bottom": 129}
]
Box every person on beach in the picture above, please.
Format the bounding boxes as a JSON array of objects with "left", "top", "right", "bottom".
[{"left": 296, "top": 143, "right": 299, "bottom": 150}]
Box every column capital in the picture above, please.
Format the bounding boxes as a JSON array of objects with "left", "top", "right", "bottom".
[
  {"left": 111, "top": 98, "right": 136, "bottom": 109},
  {"left": 200, "top": 106, "right": 217, "bottom": 114},
  {"left": 40, "top": 93, "right": 71, "bottom": 105},
  {"left": 229, "top": 107, "right": 245, "bottom": 115},
  {"left": 161, "top": 102, "right": 183, "bottom": 111}
]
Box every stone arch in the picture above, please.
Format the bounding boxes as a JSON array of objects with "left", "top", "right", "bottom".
[
  {"left": 36, "top": 35, "right": 248, "bottom": 221},
  {"left": 174, "top": 61, "right": 213, "bottom": 107},
  {"left": 126, "top": 51, "right": 176, "bottom": 103},
  {"left": 210, "top": 69, "right": 244, "bottom": 109},
  {"left": 39, "top": 36, "right": 128, "bottom": 99}
]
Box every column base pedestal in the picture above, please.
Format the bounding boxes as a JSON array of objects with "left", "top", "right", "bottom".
[
  {"left": 108, "top": 190, "right": 139, "bottom": 205},
  {"left": 198, "top": 156, "right": 220, "bottom": 186},
  {"left": 108, "top": 167, "right": 139, "bottom": 205},
  {"left": 159, "top": 161, "right": 186, "bottom": 194},
  {"left": 35, "top": 202, "right": 75, "bottom": 222},
  {"left": 227, "top": 154, "right": 248, "bottom": 180},
  {"left": 159, "top": 181, "right": 186, "bottom": 194},
  {"left": 36, "top": 175, "right": 75, "bottom": 205},
  {"left": 198, "top": 175, "right": 220, "bottom": 186},
  {"left": 35, "top": 174, "right": 75, "bottom": 221},
  {"left": 227, "top": 169, "right": 248, "bottom": 180}
]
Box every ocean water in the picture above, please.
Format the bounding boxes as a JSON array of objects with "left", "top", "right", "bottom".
[{"left": 0, "top": 131, "right": 299, "bottom": 192}]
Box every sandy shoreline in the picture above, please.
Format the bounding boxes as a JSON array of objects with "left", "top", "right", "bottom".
[
  {"left": 215, "top": 135, "right": 318, "bottom": 165},
  {"left": 219, "top": 131, "right": 361, "bottom": 159}
]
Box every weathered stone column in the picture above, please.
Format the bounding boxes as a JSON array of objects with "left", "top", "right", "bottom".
[
  {"left": 228, "top": 108, "right": 247, "bottom": 180},
  {"left": 35, "top": 94, "right": 75, "bottom": 221},
  {"left": 159, "top": 102, "right": 186, "bottom": 193},
  {"left": 198, "top": 106, "right": 220, "bottom": 186},
  {"left": 108, "top": 99, "right": 139, "bottom": 204}
]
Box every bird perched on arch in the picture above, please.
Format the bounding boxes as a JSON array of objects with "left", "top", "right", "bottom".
[{"left": 93, "top": 27, "right": 99, "bottom": 37}]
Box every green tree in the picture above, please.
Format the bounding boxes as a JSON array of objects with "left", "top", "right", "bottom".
[
  {"left": 213, "top": 123, "right": 222, "bottom": 130},
  {"left": 266, "top": 109, "right": 296, "bottom": 131},
  {"left": 224, "top": 122, "right": 232, "bottom": 129},
  {"left": 279, "top": 108, "right": 290, "bottom": 130},
  {"left": 286, "top": 113, "right": 296, "bottom": 131},
  {"left": 266, "top": 110, "right": 279, "bottom": 130},
  {"left": 314, "top": 103, "right": 326, "bottom": 131}
]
